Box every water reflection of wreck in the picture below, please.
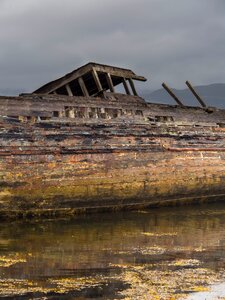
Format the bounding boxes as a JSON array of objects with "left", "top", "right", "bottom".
[
  {"left": 1, "top": 62, "right": 225, "bottom": 217},
  {"left": 1, "top": 204, "right": 225, "bottom": 298}
]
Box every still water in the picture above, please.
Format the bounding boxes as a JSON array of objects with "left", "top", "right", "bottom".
[{"left": 1, "top": 203, "right": 225, "bottom": 299}]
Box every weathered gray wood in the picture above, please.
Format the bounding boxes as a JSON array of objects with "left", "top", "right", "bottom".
[
  {"left": 123, "top": 79, "right": 131, "bottom": 95},
  {"left": 186, "top": 81, "right": 207, "bottom": 108},
  {"left": 106, "top": 73, "right": 115, "bottom": 93},
  {"left": 33, "top": 62, "right": 147, "bottom": 94},
  {"left": 128, "top": 79, "right": 138, "bottom": 96},
  {"left": 92, "top": 69, "right": 103, "bottom": 92},
  {"left": 34, "top": 64, "right": 93, "bottom": 94},
  {"left": 65, "top": 84, "right": 73, "bottom": 96},
  {"left": 78, "top": 77, "right": 89, "bottom": 97},
  {"left": 94, "top": 65, "right": 147, "bottom": 82}
]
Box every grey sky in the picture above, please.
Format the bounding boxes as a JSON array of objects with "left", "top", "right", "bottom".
[{"left": 0, "top": 0, "right": 225, "bottom": 94}]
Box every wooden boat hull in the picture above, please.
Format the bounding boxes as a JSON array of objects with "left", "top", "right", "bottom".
[
  {"left": 1, "top": 93, "right": 225, "bottom": 217},
  {"left": 1, "top": 148, "right": 225, "bottom": 217}
]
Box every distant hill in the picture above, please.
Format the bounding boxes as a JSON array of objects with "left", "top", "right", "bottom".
[{"left": 141, "top": 83, "right": 225, "bottom": 108}]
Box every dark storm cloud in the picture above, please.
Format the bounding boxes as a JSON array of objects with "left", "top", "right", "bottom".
[{"left": 0, "top": 0, "right": 225, "bottom": 94}]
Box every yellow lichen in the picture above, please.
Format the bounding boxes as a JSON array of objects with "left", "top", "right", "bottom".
[
  {"left": 0, "top": 254, "right": 26, "bottom": 267},
  {"left": 142, "top": 232, "right": 178, "bottom": 237}
]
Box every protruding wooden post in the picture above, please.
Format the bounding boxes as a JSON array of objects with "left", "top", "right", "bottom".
[
  {"left": 128, "top": 78, "right": 138, "bottom": 96},
  {"left": 123, "top": 78, "right": 131, "bottom": 95},
  {"left": 65, "top": 84, "right": 73, "bottom": 96},
  {"left": 78, "top": 77, "right": 89, "bottom": 97},
  {"left": 105, "top": 73, "right": 115, "bottom": 92},
  {"left": 185, "top": 81, "right": 207, "bottom": 108},
  {"left": 92, "top": 68, "right": 103, "bottom": 92},
  {"left": 162, "top": 83, "right": 184, "bottom": 106}
]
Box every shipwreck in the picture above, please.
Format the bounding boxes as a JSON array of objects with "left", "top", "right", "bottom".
[{"left": 0, "top": 62, "right": 225, "bottom": 218}]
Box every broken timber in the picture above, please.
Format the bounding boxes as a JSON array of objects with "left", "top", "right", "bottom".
[
  {"left": 162, "top": 82, "right": 184, "bottom": 106},
  {"left": 185, "top": 80, "right": 207, "bottom": 108}
]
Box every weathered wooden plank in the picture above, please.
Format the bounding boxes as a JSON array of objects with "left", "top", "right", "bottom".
[
  {"left": 94, "top": 64, "right": 147, "bottom": 82},
  {"left": 92, "top": 68, "right": 103, "bottom": 92},
  {"left": 78, "top": 77, "right": 89, "bottom": 97},
  {"left": 123, "top": 79, "right": 131, "bottom": 95},
  {"left": 185, "top": 81, "right": 207, "bottom": 108},
  {"left": 128, "top": 78, "right": 138, "bottom": 96},
  {"left": 106, "top": 73, "right": 115, "bottom": 93},
  {"left": 65, "top": 84, "right": 73, "bottom": 96},
  {"left": 162, "top": 83, "right": 184, "bottom": 106}
]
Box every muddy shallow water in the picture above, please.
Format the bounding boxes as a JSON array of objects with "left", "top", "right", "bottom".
[{"left": 1, "top": 203, "right": 225, "bottom": 299}]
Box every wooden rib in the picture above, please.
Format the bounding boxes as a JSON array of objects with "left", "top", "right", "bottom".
[
  {"left": 105, "top": 73, "right": 115, "bottom": 92},
  {"left": 123, "top": 78, "right": 131, "bottom": 95},
  {"left": 186, "top": 81, "right": 207, "bottom": 108},
  {"left": 65, "top": 84, "right": 73, "bottom": 96},
  {"left": 78, "top": 77, "right": 89, "bottom": 97},
  {"left": 162, "top": 83, "right": 184, "bottom": 106},
  {"left": 128, "top": 78, "right": 138, "bottom": 96},
  {"left": 92, "top": 68, "right": 103, "bottom": 92}
]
